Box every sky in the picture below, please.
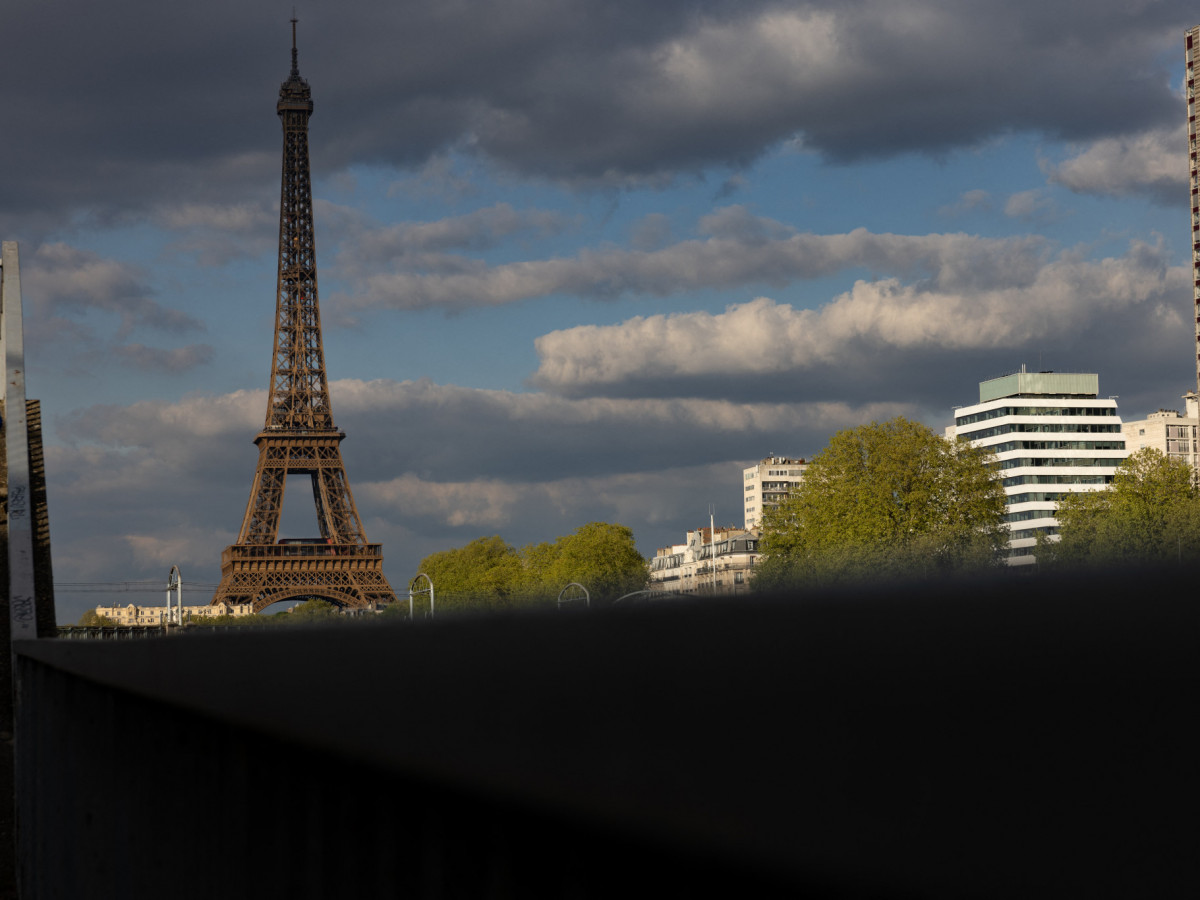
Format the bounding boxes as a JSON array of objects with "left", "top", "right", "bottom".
[{"left": 3, "top": 0, "right": 1196, "bottom": 621}]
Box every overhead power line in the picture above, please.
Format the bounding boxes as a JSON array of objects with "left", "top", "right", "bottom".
[{"left": 55, "top": 582, "right": 221, "bottom": 593}]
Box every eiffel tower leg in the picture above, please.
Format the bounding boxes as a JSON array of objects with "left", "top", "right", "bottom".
[
  {"left": 238, "top": 454, "right": 287, "bottom": 545},
  {"left": 314, "top": 464, "right": 364, "bottom": 545}
]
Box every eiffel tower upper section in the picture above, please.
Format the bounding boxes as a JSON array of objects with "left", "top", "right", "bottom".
[{"left": 270, "top": 20, "right": 331, "bottom": 434}]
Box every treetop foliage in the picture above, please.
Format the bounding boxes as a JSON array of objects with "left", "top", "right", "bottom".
[
  {"left": 1040, "top": 448, "right": 1200, "bottom": 567},
  {"left": 77, "top": 609, "right": 117, "bottom": 627},
  {"left": 755, "top": 417, "right": 1007, "bottom": 588},
  {"left": 415, "top": 522, "right": 648, "bottom": 610}
]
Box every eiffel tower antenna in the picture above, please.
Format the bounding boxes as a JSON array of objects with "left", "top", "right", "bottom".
[
  {"left": 290, "top": 12, "right": 299, "bottom": 77},
  {"left": 212, "top": 22, "right": 398, "bottom": 612}
]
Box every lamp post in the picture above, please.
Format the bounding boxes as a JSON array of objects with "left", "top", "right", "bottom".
[
  {"left": 409, "top": 573, "right": 434, "bottom": 621},
  {"left": 165, "top": 566, "right": 182, "bottom": 626},
  {"left": 557, "top": 582, "right": 589, "bottom": 609}
]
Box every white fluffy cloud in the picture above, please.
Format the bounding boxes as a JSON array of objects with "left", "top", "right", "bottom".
[
  {"left": 1044, "top": 127, "right": 1187, "bottom": 204},
  {"left": 531, "top": 239, "right": 1185, "bottom": 395}
]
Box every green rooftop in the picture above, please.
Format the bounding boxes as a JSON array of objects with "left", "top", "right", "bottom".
[{"left": 979, "top": 371, "right": 1099, "bottom": 403}]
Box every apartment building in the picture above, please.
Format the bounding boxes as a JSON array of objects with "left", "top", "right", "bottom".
[
  {"left": 743, "top": 456, "right": 808, "bottom": 530},
  {"left": 95, "top": 602, "right": 254, "bottom": 625},
  {"left": 649, "top": 526, "right": 761, "bottom": 595},
  {"left": 950, "top": 369, "right": 1127, "bottom": 565},
  {"left": 1121, "top": 395, "right": 1200, "bottom": 477}
]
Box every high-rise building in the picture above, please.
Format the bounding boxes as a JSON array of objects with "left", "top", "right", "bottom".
[
  {"left": 949, "top": 369, "right": 1127, "bottom": 565},
  {"left": 742, "top": 456, "right": 807, "bottom": 530},
  {"left": 1187, "top": 26, "right": 1200, "bottom": 398}
]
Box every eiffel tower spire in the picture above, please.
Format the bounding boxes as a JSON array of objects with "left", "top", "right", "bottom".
[{"left": 212, "top": 22, "right": 398, "bottom": 612}]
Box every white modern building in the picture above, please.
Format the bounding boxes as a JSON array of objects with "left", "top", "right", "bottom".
[
  {"left": 949, "top": 369, "right": 1127, "bottom": 565},
  {"left": 743, "top": 456, "right": 808, "bottom": 530}
]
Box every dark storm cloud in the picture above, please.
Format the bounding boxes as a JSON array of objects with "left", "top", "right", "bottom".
[
  {"left": 2, "top": 0, "right": 1186, "bottom": 234},
  {"left": 335, "top": 211, "right": 1054, "bottom": 311}
]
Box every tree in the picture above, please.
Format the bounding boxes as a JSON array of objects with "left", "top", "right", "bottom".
[
  {"left": 417, "top": 535, "right": 527, "bottom": 606},
  {"left": 414, "top": 523, "right": 648, "bottom": 609},
  {"left": 288, "top": 598, "right": 341, "bottom": 622},
  {"left": 755, "top": 417, "right": 1007, "bottom": 588},
  {"left": 1040, "top": 448, "right": 1200, "bottom": 566},
  {"left": 77, "top": 609, "right": 116, "bottom": 627},
  {"left": 536, "top": 522, "right": 648, "bottom": 602}
]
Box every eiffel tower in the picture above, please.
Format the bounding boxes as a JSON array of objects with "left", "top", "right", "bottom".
[{"left": 212, "top": 21, "right": 398, "bottom": 613}]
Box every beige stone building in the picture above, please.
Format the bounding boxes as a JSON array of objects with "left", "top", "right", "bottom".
[
  {"left": 743, "top": 456, "right": 808, "bottom": 530},
  {"left": 1121, "top": 395, "right": 1200, "bottom": 477},
  {"left": 96, "top": 602, "right": 254, "bottom": 625}
]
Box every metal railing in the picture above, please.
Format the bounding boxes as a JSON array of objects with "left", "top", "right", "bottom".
[{"left": 221, "top": 543, "right": 383, "bottom": 564}]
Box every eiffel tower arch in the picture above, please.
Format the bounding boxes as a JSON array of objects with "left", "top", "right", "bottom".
[{"left": 212, "top": 21, "right": 398, "bottom": 614}]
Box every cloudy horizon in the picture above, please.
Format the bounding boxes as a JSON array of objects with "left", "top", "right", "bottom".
[{"left": 4, "top": 1, "right": 1196, "bottom": 620}]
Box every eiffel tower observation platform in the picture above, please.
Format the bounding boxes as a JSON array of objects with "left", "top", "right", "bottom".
[{"left": 214, "top": 542, "right": 394, "bottom": 613}]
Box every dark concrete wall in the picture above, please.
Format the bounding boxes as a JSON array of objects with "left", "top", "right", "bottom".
[
  {"left": 2, "top": 399, "right": 59, "bottom": 900},
  {"left": 13, "top": 572, "right": 1199, "bottom": 898}
]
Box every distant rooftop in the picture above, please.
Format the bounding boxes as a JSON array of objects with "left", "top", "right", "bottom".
[{"left": 979, "top": 370, "right": 1099, "bottom": 404}]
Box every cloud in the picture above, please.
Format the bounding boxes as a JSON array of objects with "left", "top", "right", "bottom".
[
  {"left": 334, "top": 208, "right": 1055, "bottom": 310},
  {"left": 23, "top": 243, "right": 203, "bottom": 339},
  {"left": 1044, "top": 127, "right": 1187, "bottom": 204},
  {"left": 335, "top": 203, "right": 575, "bottom": 271},
  {"left": 530, "top": 239, "right": 1187, "bottom": 400},
  {"left": 939, "top": 189, "right": 992, "bottom": 217},
  {"left": 714, "top": 173, "right": 748, "bottom": 200},
  {"left": 630, "top": 214, "right": 674, "bottom": 251},
  {"left": 0, "top": 1, "right": 1186, "bottom": 227},
  {"left": 110, "top": 343, "right": 216, "bottom": 373},
  {"left": 150, "top": 199, "right": 279, "bottom": 265},
  {"left": 364, "top": 464, "right": 759, "bottom": 535},
  {"left": 154, "top": 201, "right": 276, "bottom": 234},
  {"left": 1003, "top": 189, "right": 1058, "bottom": 223},
  {"left": 386, "top": 154, "right": 479, "bottom": 202}
]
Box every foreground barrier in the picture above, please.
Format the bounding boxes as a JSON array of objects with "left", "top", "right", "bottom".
[{"left": 10, "top": 574, "right": 1197, "bottom": 898}]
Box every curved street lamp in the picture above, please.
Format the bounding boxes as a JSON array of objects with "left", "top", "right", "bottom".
[
  {"left": 409, "top": 572, "right": 435, "bottom": 621},
  {"left": 557, "top": 582, "right": 590, "bottom": 610},
  {"left": 166, "top": 566, "right": 182, "bottom": 626}
]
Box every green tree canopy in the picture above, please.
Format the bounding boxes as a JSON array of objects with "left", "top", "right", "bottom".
[
  {"left": 288, "top": 598, "right": 341, "bottom": 621},
  {"left": 1040, "top": 448, "right": 1200, "bottom": 566},
  {"left": 77, "top": 609, "right": 116, "bottom": 627},
  {"left": 416, "top": 535, "right": 526, "bottom": 601},
  {"left": 538, "top": 522, "right": 648, "bottom": 601},
  {"left": 414, "top": 523, "right": 648, "bottom": 609},
  {"left": 755, "top": 417, "right": 1007, "bottom": 589}
]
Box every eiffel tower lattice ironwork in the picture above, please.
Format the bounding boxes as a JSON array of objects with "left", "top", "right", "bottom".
[{"left": 212, "top": 22, "right": 398, "bottom": 613}]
